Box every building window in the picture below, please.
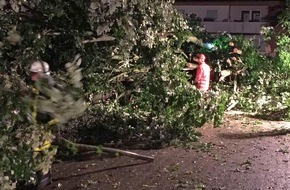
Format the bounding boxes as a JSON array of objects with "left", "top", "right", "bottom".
[
  {"left": 252, "top": 11, "right": 261, "bottom": 21},
  {"left": 206, "top": 10, "right": 218, "bottom": 21},
  {"left": 241, "top": 11, "right": 250, "bottom": 21}
]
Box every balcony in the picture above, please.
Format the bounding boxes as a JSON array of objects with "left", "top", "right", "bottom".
[{"left": 202, "top": 21, "right": 268, "bottom": 34}]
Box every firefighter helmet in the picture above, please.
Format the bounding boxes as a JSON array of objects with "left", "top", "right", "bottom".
[{"left": 29, "top": 60, "right": 50, "bottom": 74}]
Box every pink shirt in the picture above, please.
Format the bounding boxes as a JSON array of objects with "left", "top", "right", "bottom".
[{"left": 195, "top": 62, "right": 210, "bottom": 91}]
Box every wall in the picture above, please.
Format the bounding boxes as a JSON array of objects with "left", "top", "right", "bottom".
[
  {"left": 230, "top": 6, "right": 269, "bottom": 21},
  {"left": 175, "top": 5, "right": 270, "bottom": 22},
  {"left": 173, "top": 2, "right": 281, "bottom": 53},
  {"left": 175, "top": 5, "right": 229, "bottom": 21}
]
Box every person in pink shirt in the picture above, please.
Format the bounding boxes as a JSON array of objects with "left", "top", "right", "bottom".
[{"left": 194, "top": 53, "right": 210, "bottom": 92}]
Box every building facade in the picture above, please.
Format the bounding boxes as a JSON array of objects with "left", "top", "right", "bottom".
[{"left": 173, "top": 0, "right": 282, "bottom": 54}]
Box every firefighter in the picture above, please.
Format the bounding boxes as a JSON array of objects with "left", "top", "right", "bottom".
[
  {"left": 195, "top": 53, "right": 210, "bottom": 92},
  {"left": 29, "top": 60, "right": 55, "bottom": 189}
]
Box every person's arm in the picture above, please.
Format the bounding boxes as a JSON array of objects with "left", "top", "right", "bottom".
[{"left": 195, "top": 66, "right": 202, "bottom": 83}]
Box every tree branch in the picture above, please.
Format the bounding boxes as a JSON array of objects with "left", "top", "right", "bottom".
[{"left": 59, "top": 137, "right": 154, "bottom": 162}]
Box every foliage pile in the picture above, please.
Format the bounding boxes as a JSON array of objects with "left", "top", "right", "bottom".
[
  {"left": 197, "top": 32, "right": 290, "bottom": 119},
  {"left": 276, "top": 0, "right": 290, "bottom": 71},
  {"left": 2, "top": 0, "right": 289, "bottom": 188},
  {"left": 224, "top": 0, "right": 290, "bottom": 118},
  {"left": 0, "top": 0, "right": 228, "bottom": 188},
  {"left": 182, "top": 10, "right": 290, "bottom": 120},
  {"left": 225, "top": 36, "right": 290, "bottom": 117}
]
